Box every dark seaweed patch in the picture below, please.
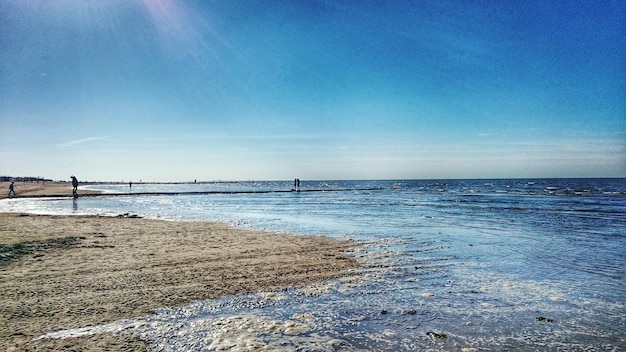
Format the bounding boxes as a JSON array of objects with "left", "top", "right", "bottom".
[
  {"left": 0, "top": 237, "right": 81, "bottom": 266},
  {"left": 535, "top": 316, "right": 555, "bottom": 323},
  {"left": 426, "top": 331, "right": 448, "bottom": 339}
]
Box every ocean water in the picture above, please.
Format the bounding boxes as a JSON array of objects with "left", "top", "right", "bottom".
[{"left": 3, "top": 179, "right": 625, "bottom": 351}]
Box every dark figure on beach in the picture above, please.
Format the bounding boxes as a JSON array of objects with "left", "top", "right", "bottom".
[
  {"left": 8, "top": 182, "right": 15, "bottom": 198},
  {"left": 294, "top": 178, "right": 301, "bottom": 192},
  {"left": 71, "top": 176, "right": 78, "bottom": 195},
  {"left": 129, "top": 181, "right": 132, "bottom": 189}
]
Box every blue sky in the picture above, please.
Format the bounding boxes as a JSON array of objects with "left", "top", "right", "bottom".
[{"left": 1, "top": 0, "right": 624, "bottom": 181}]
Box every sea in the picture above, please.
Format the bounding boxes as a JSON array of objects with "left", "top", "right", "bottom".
[{"left": 1, "top": 178, "right": 625, "bottom": 351}]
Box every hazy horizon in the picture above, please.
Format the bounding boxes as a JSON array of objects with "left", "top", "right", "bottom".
[{"left": 3, "top": 175, "right": 625, "bottom": 185}]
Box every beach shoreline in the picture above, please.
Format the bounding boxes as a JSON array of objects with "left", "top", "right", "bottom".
[
  {"left": 1, "top": 181, "right": 103, "bottom": 199},
  {"left": 0, "top": 212, "right": 359, "bottom": 351}
]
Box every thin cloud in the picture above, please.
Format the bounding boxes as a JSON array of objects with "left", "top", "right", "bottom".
[
  {"left": 56, "top": 136, "right": 111, "bottom": 148},
  {"left": 198, "top": 133, "right": 334, "bottom": 140}
]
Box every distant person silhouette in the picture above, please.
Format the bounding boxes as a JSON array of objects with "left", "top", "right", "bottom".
[
  {"left": 129, "top": 181, "right": 132, "bottom": 189},
  {"left": 8, "top": 181, "right": 15, "bottom": 198},
  {"left": 71, "top": 176, "right": 78, "bottom": 196}
]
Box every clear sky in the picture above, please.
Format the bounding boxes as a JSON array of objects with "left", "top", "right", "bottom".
[{"left": 1, "top": 0, "right": 624, "bottom": 182}]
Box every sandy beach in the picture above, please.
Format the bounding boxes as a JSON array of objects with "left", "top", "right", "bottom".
[
  {"left": 0, "top": 212, "right": 358, "bottom": 351},
  {"left": 1, "top": 181, "right": 102, "bottom": 199}
]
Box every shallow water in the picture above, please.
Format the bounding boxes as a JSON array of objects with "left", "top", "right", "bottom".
[{"left": 4, "top": 178, "right": 626, "bottom": 350}]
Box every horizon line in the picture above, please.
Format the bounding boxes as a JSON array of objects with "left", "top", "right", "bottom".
[{"left": 3, "top": 176, "right": 624, "bottom": 184}]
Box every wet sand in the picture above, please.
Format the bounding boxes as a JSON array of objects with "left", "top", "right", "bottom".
[
  {"left": 0, "top": 181, "right": 102, "bottom": 199},
  {"left": 0, "top": 213, "right": 358, "bottom": 351}
]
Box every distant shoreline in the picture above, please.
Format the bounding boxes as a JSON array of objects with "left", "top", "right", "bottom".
[
  {"left": 0, "top": 181, "right": 385, "bottom": 199},
  {"left": 5, "top": 176, "right": 625, "bottom": 184},
  {"left": 2, "top": 178, "right": 624, "bottom": 200},
  {"left": 0, "top": 181, "right": 102, "bottom": 200}
]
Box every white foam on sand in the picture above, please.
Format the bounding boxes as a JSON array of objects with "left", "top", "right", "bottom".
[
  {"left": 34, "top": 241, "right": 400, "bottom": 351},
  {"left": 36, "top": 300, "right": 334, "bottom": 351}
]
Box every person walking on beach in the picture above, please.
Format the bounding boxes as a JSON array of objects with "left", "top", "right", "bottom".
[
  {"left": 8, "top": 181, "right": 15, "bottom": 198},
  {"left": 71, "top": 176, "right": 78, "bottom": 196}
]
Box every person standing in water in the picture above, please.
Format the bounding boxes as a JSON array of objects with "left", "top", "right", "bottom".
[{"left": 71, "top": 176, "right": 78, "bottom": 196}]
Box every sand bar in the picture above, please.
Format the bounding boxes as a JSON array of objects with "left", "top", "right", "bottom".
[
  {"left": 1, "top": 181, "right": 102, "bottom": 199},
  {"left": 0, "top": 213, "right": 358, "bottom": 351}
]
